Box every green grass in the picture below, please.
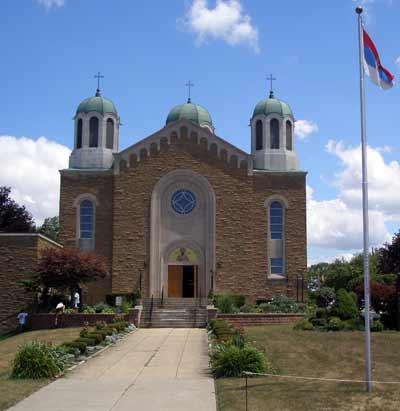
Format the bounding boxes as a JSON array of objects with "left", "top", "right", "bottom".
[
  {"left": 0, "top": 328, "right": 83, "bottom": 411},
  {"left": 216, "top": 325, "right": 400, "bottom": 411}
]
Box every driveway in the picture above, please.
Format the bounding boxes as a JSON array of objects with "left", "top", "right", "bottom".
[{"left": 8, "top": 328, "right": 217, "bottom": 411}]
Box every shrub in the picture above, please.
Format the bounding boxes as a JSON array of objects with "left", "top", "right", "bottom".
[
  {"left": 293, "top": 318, "right": 314, "bottom": 331},
  {"left": 65, "top": 308, "right": 75, "bottom": 314},
  {"left": 82, "top": 305, "right": 96, "bottom": 314},
  {"left": 211, "top": 344, "right": 266, "bottom": 378},
  {"left": 310, "top": 317, "right": 327, "bottom": 328},
  {"left": 239, "top": 304, "right": 260, "bottom": 313},
  {"left": 315, "top": 287, "right": 335, "bottom": 309},
  {"left": 214, "top": 294, "right": 235, "bottom": 313},
  {"left": 208, "top": 319, "right": 235, "bottom": 342},
  {"left": 231, "top": 329, "right": 246, "bottom": 349},
  {"left": 62, "top": 341, "right": 87, "bottom": 354},
  {"left": 331, "top": 289, "right": 359, "bottom": 320},
  {"left": 86, "top": 333, "right": 104, "bottom": 344},
  {"left": 261, "top": 295, "right": 300, "bottom": 313},
  {"left": 11, "top": 342, "right": 66, "bottom": 379},
  {"left": 371, "top": 319, "right": 385, "bottom": 332},
  {"left": 343, "top": 318, "right": 364, "bottom": 331},
  {"left": 326, "top": 316, "right": 344, "bottom": 331},
  {"left": 75, "top": 337, "right": 96, "bottom": 346},
  {"left": 120, "top": 302, "right": 132, "bottom": 314}
]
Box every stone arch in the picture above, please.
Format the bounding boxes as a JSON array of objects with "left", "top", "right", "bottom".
[
  {"left": 129, "top": 153, "right": 138, "bottom": 167},
  {"left": 139, "top": 148, "right": 148, "bottom": 161},
  {"left": 229, "top": 155, "right": 238, "bottom": 168},
  {"left": 119, "top": 159, "right": 127, "bottom": 170},
  {"left": 210, "top": 143, "right": 218, "bottom": 157},
  {"left": 170, "top": 131, "right": 178, "bottom": 143},
  {"left": 160, "top": 136, "right": 168, "bottom": 151},
  {"left": 220, "top": 149, "right": 228, "bottom": 163},
  {"left": 200, "top": 137, "right": 208, "bottom": 151},
  {"left": 150, "top": 169, "right": 216, "bottom": 298},
  {"left": 180, "top": 126, "right": 188, "bottom": 141},
  {"left": 150, "top": 142, "right": 158, "bottom": 155},
  {"left": 190, "top": 131, "right": 198, "bottom": 144}
]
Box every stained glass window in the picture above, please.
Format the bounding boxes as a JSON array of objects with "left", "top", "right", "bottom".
[
  {"left": 270, "top": 201, "right": 283, "bottom": 239},
  {"left": 270, "top": 258, "right": 283, "bottom": 275},
  {"left": 80, "top": 200, "right": 93, "bottom": 239},
  {"left": 171, "top": 190, "right": 196, "bottom": 215}
]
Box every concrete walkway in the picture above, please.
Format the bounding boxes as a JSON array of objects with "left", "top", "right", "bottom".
[{"left": 9, "top": 328, "right": 217, "bottom": 411}]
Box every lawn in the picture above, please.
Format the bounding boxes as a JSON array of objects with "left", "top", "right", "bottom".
[
  {"left": 216, "top": 325, "right": 400, "bottom": 411},
  {"left": 0, "top": 328, "right": 83, "bottom": 411}
]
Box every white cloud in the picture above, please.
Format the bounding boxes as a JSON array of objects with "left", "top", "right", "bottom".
[
  {"left": 326, "top": 140, "right": 400, "bottom": 219},
  {"left": 0, "top": 136, "right": 70, "bottom": 225},
  {"left": 307, "top": 185, "right": 390, "bottom": 250},
  {"left": 38, "top": 0, "right": 65, "bottom": 10},
  {"left": 295, "top": 120, "right": 319, "bottom": 140},
  {"left": 395, "top": 57, "right": 400, "bottom": 69},
  {"left": 181, "top": 0, "right": 259, "bottom": 53}
]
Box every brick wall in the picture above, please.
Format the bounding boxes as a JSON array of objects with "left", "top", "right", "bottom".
[
  {"left": 217, "top": 313, "right": 304, "bottom": 328},
  {"left": 0, "top": 234, "right": 61, "bottom": 333},
  {"left": 59, "top": 170, "right": 113, "bottom": 304}
]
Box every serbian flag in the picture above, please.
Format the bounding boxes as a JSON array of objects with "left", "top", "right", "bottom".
[{"left": 363, "top": 28, "right": 394, "bottom": 90}]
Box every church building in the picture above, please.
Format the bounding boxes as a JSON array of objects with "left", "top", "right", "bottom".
[{"left": 59, "top": 82, "right": 307, "bottom": 304}]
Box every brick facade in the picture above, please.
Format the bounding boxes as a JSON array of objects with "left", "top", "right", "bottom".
[
  {"left": 0, "top": 234, "right": 61, "bottom": 333},
  {"left": 60, "top": 128, "right": 307, "bottom": 304}
]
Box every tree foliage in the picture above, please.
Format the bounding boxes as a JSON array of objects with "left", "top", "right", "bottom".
[
  {"left": 34, "top": 248, "right": 107, "bottom": 292},
  {"left": 377, "top": 231, "right": 400, "bottom": 274},
  {"left": 0, "top": 186, "right": 35, "bottom": 232},
  {"left": 38, "top": 216, "right": 60, "bottom": 242}
]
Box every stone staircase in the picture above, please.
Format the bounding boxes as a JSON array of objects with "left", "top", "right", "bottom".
[{"left": 140, "top": 298, "right": 207, "bottom": 328}]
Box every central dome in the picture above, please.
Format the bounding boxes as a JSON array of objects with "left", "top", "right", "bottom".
[{"left": 166, "top": 101, "right": 213, "bottom": 130}]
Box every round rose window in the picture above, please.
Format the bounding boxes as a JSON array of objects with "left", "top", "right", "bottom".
[{"left": 171, "top": 190, "right": 196, "bottom": 215}]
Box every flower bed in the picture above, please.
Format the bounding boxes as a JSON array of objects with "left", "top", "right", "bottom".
[{"left": 216, "top": 313, "right": 305, "bottom": 328}]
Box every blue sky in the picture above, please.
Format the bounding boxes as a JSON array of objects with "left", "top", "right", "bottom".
[{"left": 1, "top": 0, "right": 399, "bottom": 264}]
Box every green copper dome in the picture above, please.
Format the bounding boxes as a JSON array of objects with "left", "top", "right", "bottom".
[
  {"left": 76, "top": 90, "right": 117, "bottom": 116},
  {"left": 252, "top": 92, "right": 293, "bottom": 119},
  {"left": 166, "top": 101, "right": 213, "bottom": 129}
]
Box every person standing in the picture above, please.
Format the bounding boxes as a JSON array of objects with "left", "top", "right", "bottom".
[
  {"left": 72, "top": 290, "right": 80, "bottom": 311},
  {"left": 17, "top": 310, "right": 28, "bottom": 332}
]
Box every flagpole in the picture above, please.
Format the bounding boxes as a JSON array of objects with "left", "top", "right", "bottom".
[{"left": 356, "top": 6, "right": 372, "bottom": 393}]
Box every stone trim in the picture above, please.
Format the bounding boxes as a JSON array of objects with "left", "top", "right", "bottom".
[{"left": 0, "top": 233, "right": 62, "bottom": 248}]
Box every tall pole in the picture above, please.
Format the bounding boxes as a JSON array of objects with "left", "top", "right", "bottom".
[{"left": 356, "top": 6, "right": 372, "bottom": 393}]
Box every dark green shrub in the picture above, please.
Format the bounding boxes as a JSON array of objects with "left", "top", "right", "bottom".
[
  {"left": 211, "top": 344, "right": 266, "bottom": 378},
  {"left": 81, "top": 305, "right": 96, "bottom": 314},
  {"left": 111, "top": 321, "right": 128, "bottom": 332},
  {"left": 371, "top": 319, "right": 385, "bottom": 332},
  {"left": 208, "top": 319, "right": 235, "bottom": 342},
  {"left": 343, "top": 318, "right": 363, "bottom": 331},
  {"left": 261, "top": 295, "right": 300, "bottom": 313},
  {"left": 11, "top": 342, "right": 65, "bottom": 379},
  {"left": 76, "top": 337, "right": 96, "bottom": 346},
  {"left": 315, "top": 287, "right": 335, "bottom": 309},
  {"left": 231, "top": 295, "right": 246, "bottom": 309},
  {"left": 79, "top": 328, "right": 90, "bottom": 338},
  {"left": 331, "top": 289, "right": 359, "bottom": 320},
  {"left": 310, "top": 317, "right": 327, "bottom": 328},
  {"left": 86, "top": 333, "right": 104, "bottom": 344},
  {"left": 239, "top": 304, "right": 259, "bottom": 313},
  {"left": 62, "top": 341, "right": 87, "bottom": 354},
  {"left": 293, "top": 318, "right": 314, "bottom": 331},
  {"left": 326, "top": 316, "right": 344, "bottom": 331}
]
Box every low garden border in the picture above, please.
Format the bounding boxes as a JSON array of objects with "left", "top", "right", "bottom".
[
  {"left": 214, "top": 313, "right": 305, "bottom": 328},
  {"left": 27, "top": 308, "right": 142, "bottom": 330}
]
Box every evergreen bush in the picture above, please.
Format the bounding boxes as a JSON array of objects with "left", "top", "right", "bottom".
[
  {"left": 326, "top": 316, "right": 344, "bottom": 331},
  {"left": 62, "top": 341, "right": 87, "bottom": 354},
  {"left": 371, "top": 319, "right": 385, "bottom": 332},
  {"left": 331, "top": 289, "right": 359, "bottom": 320},
  {"left": 210, "top": 344, "right": 266, "bottom": 378}
]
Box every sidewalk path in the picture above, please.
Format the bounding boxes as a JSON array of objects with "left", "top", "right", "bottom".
[{"left": 9, "top": 328, "right": 217, "bottom": 411}]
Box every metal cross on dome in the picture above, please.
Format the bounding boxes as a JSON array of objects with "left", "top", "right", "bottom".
[
  {"left": 185, "top": 80, "right": 194, "bottom": 103},
  {"left": 267, "top": 74, "right": 276, "bottom": 98},
  {"left": 94, "top": 72, "right": 104, "bottom": 96}
]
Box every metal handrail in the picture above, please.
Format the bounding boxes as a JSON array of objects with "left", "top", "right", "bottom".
[
  {"left": 149, "top": 294, "right": 154, "bottom": 325},
  {"left": 161, "top": 287, "right": 164, "bottom": 308}
]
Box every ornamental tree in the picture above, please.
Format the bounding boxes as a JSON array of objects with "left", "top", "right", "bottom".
[
  {"left": 0, "top": 186, "right": 35, "bottom": 232},
  {"left": 35, "top": 248, "right": 107, "bottom": 293},
  {"left": 378, "top": 231, "right": 400, "bottom": 275}
]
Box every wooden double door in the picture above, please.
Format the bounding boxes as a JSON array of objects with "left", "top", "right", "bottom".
[{"left": 168, "top": 265, "right": 198, "bottom": 298}]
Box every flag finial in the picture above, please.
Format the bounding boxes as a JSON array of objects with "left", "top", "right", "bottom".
[{"left": 355, "top": 6, "right": 363, "bottom": 15}]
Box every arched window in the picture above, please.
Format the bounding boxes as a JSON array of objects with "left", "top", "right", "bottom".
[
  {"left": 255, "top": 120, "right": 263, "bottom": 150},
  {"left": 79, "top": 200, "right": 94, "bottom": 239},
  {"left": 270, "top": 201, "right": 283, "bottom": 240},
  {"left": 89, "top": 117, "right": 99, "bottom": 147},
  {"left": 270, "top": 119, "right": 280, "bottom": 149},
  {"left": 106, "top": 118, "right": 114, "bottom": 149},
  {"left": 286, "top": 121, "right": 292, "bottom": 151},
  {"left": 76, "top": 119, "right": 83, "bottom": 149}
]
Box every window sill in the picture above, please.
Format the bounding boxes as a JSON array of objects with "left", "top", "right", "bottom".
[{"left": 268, "top": 274, "right": 286, "bottom": 280}]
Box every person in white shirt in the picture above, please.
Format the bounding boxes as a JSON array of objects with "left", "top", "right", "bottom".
[
  {"left": 17, "top": 310, "right": 28, "bottom": 332},
  {"left": 72, "top": 291, "right": 80, "bottom": 311}
]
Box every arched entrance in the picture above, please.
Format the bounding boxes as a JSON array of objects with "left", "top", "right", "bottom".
[
  {"left": 149, "top": 169, "right": 215, "bottom": 298},
  {"left": 167, "top": 246, "right": 199, "bottom": 298}
]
